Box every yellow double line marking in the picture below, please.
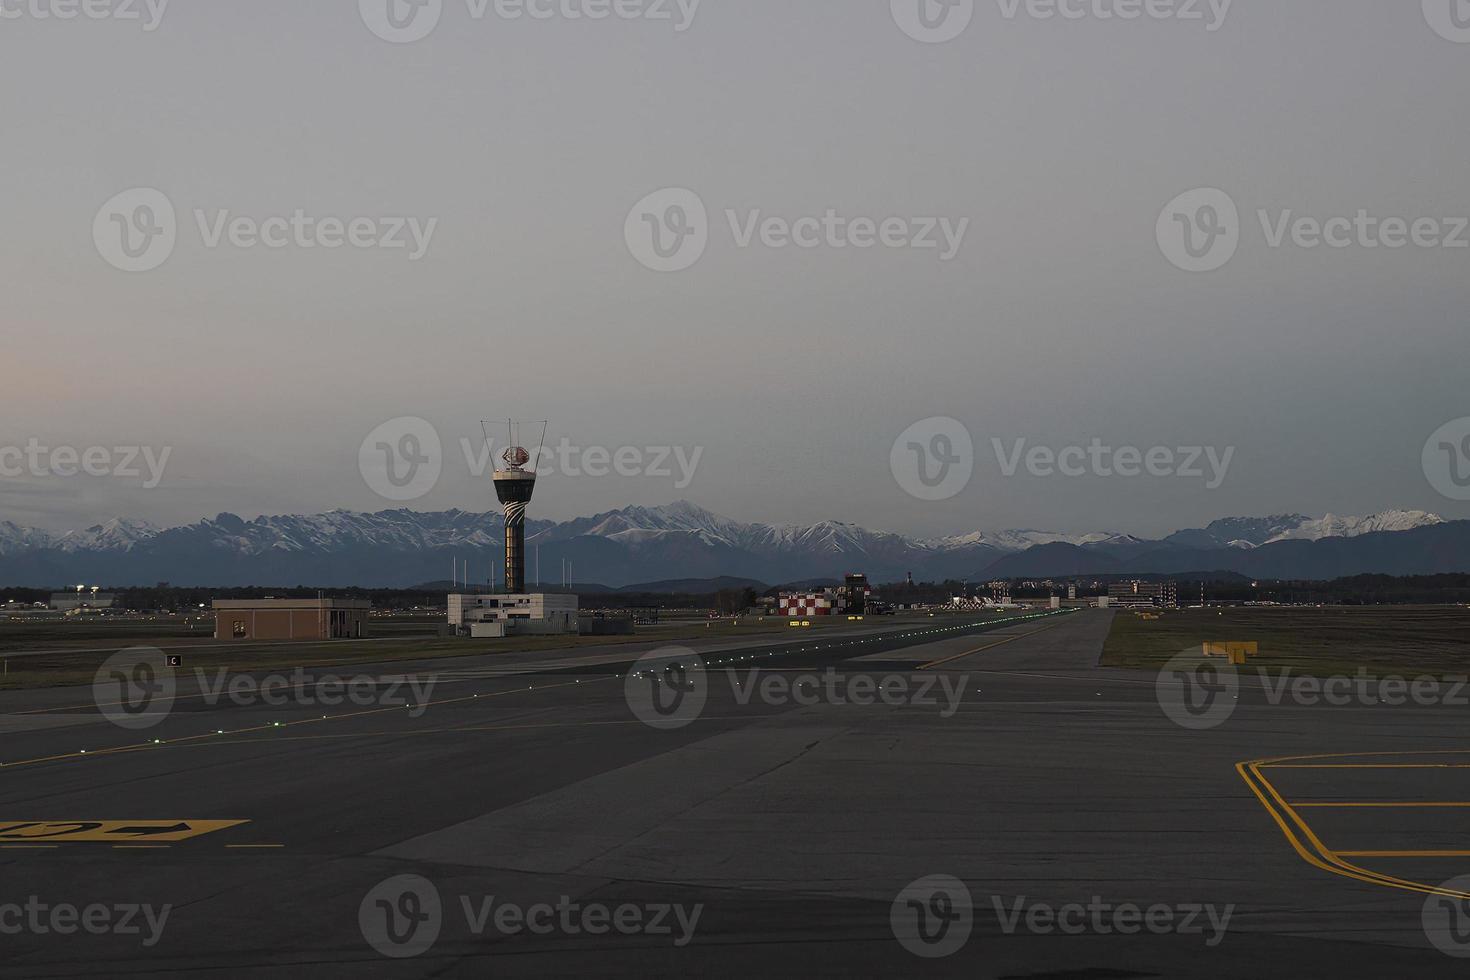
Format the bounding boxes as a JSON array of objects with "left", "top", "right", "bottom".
[{"left": 1239, "top": 750, "right": 1470, "bottom": 899}]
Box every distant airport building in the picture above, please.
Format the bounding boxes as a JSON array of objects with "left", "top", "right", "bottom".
[
  {"left": 778, "top": 575, "right": 881, "bottom": 618},
  {"left": 50, "top": 591, "right": 116, "bottom": 613},
  {"left": 448, "top": 593, "right": 580, "bottom": 637},
  {"left": 779, "top": 591, "right": 836, "bottom": 618},
  {"left": 839, "top": 573, "right": 874, "bottom": 613},
  {"left": 1106, "top": 581, "right": 1179, "bottom": 610},
  {"left": 212, "top": 598, "right": 371, "bottom": 640}
]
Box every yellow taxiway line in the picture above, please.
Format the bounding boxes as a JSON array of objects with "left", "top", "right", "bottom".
[
  {"left": 1296, "top": 802, "right": 1470, "bottom": 808},
  {"left": 1337, "top": 851, "right": 1470, "bottom": 858},
  {"left": 1239, "top": 750, "right": 1470, "bottom": 900},
  {"left": 919, "top": 619, "right": 1069, "bottom": 671}
]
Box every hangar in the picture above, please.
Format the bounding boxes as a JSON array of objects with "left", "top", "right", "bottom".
[{"left": 212, "top": 598, "right": 370, "bottom": 641}]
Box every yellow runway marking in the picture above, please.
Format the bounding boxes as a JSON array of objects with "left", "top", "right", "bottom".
[
  {"left": 1239, "top": 750, "right": 1470, "bottom": 900},
  {"left": 920, "top": 620, "right": 1068, "bottom": 671},
  {"left": 0, "top": 820, "right": 247, "bottom": 843},
  {"left": 1264, "top": 764, "right": 1470, "bottom": 769},
  {"left": 1337, "top": 851, "right": 1470, "bottom": 858},
  {"left": 1296, "top": 802, "right": 1470, "bottom": 808}
]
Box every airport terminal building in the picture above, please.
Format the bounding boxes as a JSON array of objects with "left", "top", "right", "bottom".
[
  {"left": 1106, "top": 581, "right": 1179, "bottom": 610},
  {"left": 448, "top": 593, "right": 580, "bottom": 638}
]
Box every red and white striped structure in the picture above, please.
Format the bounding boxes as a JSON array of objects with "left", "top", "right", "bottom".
[{"left": 778, "top": 592, "right": 836, "bottom": 617}]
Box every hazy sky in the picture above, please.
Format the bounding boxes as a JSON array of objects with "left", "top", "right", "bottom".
[{"left": 4, "top": 0, "right": 1469, "bottom": 538}]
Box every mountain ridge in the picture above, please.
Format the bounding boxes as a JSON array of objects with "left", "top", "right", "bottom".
[{"left": 0, "top": 503, "right": 1457, "bottom": 588}]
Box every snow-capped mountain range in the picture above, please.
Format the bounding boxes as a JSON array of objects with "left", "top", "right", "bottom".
[
  {"left": 1161, "top": 511, "right": 1447, "bottom": 550},
  {"left": 0, "top": 504, "right": 1459, "bottom": 588}
]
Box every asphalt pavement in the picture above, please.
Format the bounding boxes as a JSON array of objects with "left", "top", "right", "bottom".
[{"left": 2, "top": 609, "right": 1468, "bottom": 977}]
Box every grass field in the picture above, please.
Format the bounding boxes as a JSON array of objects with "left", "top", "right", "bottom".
[
  {"left": 0, "top": 610, "right": 989, "bottom": 692},
  {"left": 1102, "top": 606, "right": 1470, "bottom": 678}
]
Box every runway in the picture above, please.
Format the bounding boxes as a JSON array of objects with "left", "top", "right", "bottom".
[{"left": 1, "top": 609, "right": 1467, "bottom": 976}]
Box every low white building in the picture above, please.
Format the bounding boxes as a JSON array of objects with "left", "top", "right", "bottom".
[{"left": 448, "top": 593, "right": 580, "bottom": 637}]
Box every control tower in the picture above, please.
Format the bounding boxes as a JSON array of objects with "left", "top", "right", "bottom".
[
  {"left": 494, "top": 446, "right": 536, "bottom": 595},
  {"left": 490, "top": 421, "right": 546, "bottom": 596}
]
